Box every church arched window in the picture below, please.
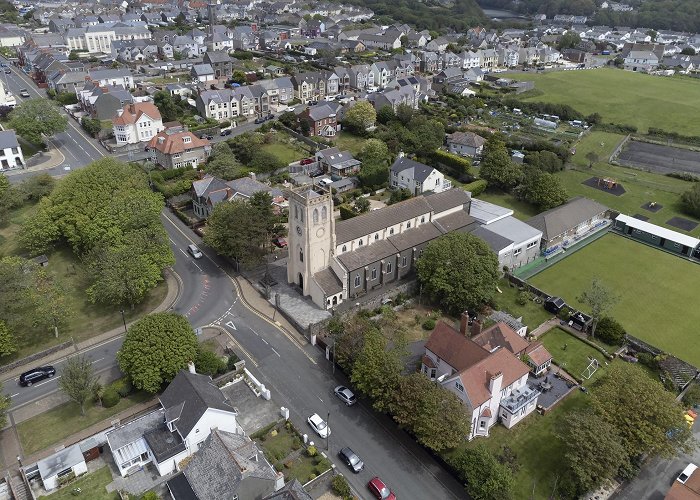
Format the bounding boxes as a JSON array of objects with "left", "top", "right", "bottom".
[
  {"left": 295, "top": 205, "right": 299, "bottom": 220},
  {"left": 313, "top": 208, "right": 319, "bottom": 225},
  {"left": 299, "top": 248, "right": 304, "bottom": 262},
  {"left": 321, "top": 206, "right": 328, "bottom": 221}
]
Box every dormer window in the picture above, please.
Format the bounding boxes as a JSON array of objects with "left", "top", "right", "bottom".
[{"left": 183, "top": 136, "right": 191, "bottom": 144}]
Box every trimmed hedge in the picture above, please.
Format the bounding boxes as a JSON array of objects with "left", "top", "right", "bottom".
[
  {"left": 431, "top": 149, "right": 472, "bottom": 176},
  {"left": 463, "top": 179, "right": 487, "bottom": 196},
  {"left": 102, "top": 386, "right": 120, "bottom": 408}
]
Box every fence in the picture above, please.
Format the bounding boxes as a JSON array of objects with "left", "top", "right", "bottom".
[{"left": 0, "top": 341, "right": 73, "bottom": 376}]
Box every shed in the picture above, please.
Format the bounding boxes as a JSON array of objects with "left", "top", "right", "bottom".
[
  {"left": 32, "top": 254, "right": 49, "bottom": 267},
  {"left": 37, "top": 444, "right": 87, "bottom": 491},
  {"left": 544, "top": 296, "right": 565, "bottom": 314}
]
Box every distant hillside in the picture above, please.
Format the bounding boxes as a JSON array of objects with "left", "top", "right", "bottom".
[{"left": 345, "top": 0, "right": 486, "bottom": 32}]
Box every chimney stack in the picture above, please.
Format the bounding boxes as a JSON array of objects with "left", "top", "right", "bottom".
[
  {"left": 187, "top": 361, "right": 196, "bottom": 374},
  {"left": 460, "top": 311, "right": 469, "bottom": 335},
  {"left": 471, "top": 319, "right": 482, "bottom": 337}
]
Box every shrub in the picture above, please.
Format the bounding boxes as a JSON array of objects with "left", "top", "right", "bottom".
[
  {"left": 250, "top": 421, "right": 278, "bottom": 440},
  {"left": 683, "top": 383, "right": 700, "bottom": 407},
  {"left": 227, "top": 353, "right": 240, "bottom": 371},
  {"left": 667, "top": 172, "right": 700, "bottom": 182},
  {"left": 332, "top": 475, "right": 352, "bottom": 498},
  {"left": 307, "top": 445, "right": 317, "bottom": 457},
  {"left": 422, "top": 318, "right": 436, "bottom": 330},
  {"left": 463, "top": 179, "right": 487, "bottom": 196},
  {"left": 308, "top": 473, "right": 317, "bottom": 482},
  {"left": 595, "top": 317, "right": 626, "bottom": 346},
  {"left": 195, "top": 347, "right": 227, "bottom": 376},
  {"left": 516, "top": 291, "right": 531, "bottom": 306},
  {"left": 111, "top": 377, "right": 133, "bottom": 397},
  {"left": 637, "top": 352, "right": 657, "bottom": 369},
  {"left": 102, "top": 386, "right": 120, "bottom": 408},
  {"left": 291, "top": 437, "right": 302, "bottom": 450}
]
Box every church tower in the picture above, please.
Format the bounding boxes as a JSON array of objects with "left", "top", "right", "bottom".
[{"left": 286, "top": 186, "right": 335, "bottom": 296}]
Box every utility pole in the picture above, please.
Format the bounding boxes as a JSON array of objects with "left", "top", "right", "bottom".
[{"left": 120, "top": 309, "right": 128, "bottom": 333}]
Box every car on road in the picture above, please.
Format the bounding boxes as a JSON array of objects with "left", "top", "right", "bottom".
[
  {"left": 284, "top": 106, "right": 295, "bottom": 112},
  {"left": 254, "top": 116, "right": 265, "bottom": 124},
  {"left": 300, "top": 158, "right": 315, "bottom": 165},
  {"left": 334, "top": 385, "right": 356, "bottom": 406},
  {"left": 272, "top": 236, "right": 287, "bottom": 248},
  {"left": 266, "top": 113, "right": 274, "bottom": 121},
  {"left": 307, "top": 413, "right": 330, "bottom": 438},
  {"left": 368, "top": 477, "right": 396, "bottom": 500},
  {"left": 338, "top": 447, "right": 364, "bottom": 473},
  {"left": 678, "top": 463, "right": 698, "bottom": 484},
  {"left": 19, "top": 89, "right": 30, "bottom": 98},
  {"left": 3, "top": 68, "right": 9, "bottom": 74},
  {"left": 187, "top": 244, "right": 203, "bottom": 259},
  {"left": 203, "top": 135, "right": 213, "bottom": 140},
  {"left": 220, "top": 129, "right": 231, "bottom": 136},
  {"left": 0, "top": 62, "right": 6, "bottom": 67},
  {"left": 19, "top": 366, "right": 56, "bottom": 387}
]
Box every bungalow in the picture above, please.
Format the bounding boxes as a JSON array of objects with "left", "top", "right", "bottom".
[
  {"left": 191, "top": 174, "right": 285, "bottom": 219},
  {"left": 445, "top": 131, "right": 486, "bottom": 157}
]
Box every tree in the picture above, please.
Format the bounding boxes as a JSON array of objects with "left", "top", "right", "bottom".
[
  {"left": 249, "top": 150, "right": 284, "bottom": 174},
  {"left": 525, "top": 150, "right": 563, "bottom": 173},
  {"left": 560, "top": 409, "right": 631, "bottom": 493},
  {"left": 389, "top": 188, "right": 412, "bottom": 204},
  {"left": 585, "top": 151, "right": 599, "bottom": 168},
  {"left": 479, "top": 138, "right": 522, "bottom": 190},
  {"left": 557, "top": 32, "right": 581, "bottom": 51},
  {"left": 277, "top": 111, "right": 297, "bottom": 129},
  {"left": 681, "top": 183, "right": 700, "bottom": 218},
  {"left": 353, "top": 196, "right": 370, "bottom": 213},
  {"left": 516, "top": 167, "right": 568, "bottom": 210},
  {"left": 350, "top": 327, "right": 402, "bottom": 413},
  {"left": 681, "top": 47, "right": 697, "bottom": 55},
  {"left": 231, "top": 70, "right": 247, "bottom": 85},
  {"left": 416, "top": 232, "right": 499, "bottom": 315},
  {"left": 0, "top": 384, "right": 9, "bottom": 428},
  {"left": 205, "top": 142, "right": 244, "bottom": 180},
  {"left": 204, "top": 199, "right": 268, "bottom": 266},
  {"left": 376, "top": 105, "right": 395, "bottom": 125},
  {"left": 395, "top": 104, "right": 414, "bottom": 126},
  {"left": 0, "top": 256, "right": 37, "bottom": 331},
  {"left": 595, "top": 316, "right": 626, "bottom": 345},
  {"left": 682, "top": 383, "right": 700, "bottom": 407},
  {"left": 357, "top": 161, "right": 389, "bottom": 189},
  {"left": 591, "top": 363, "right": 693, "bottom": 459},
  {"left": 154, "top": 90, "right": 181, "bottom": 122},
  {"left": 358, "top": 138, "right": 390, "bottom": 165},
  {"left": 32, "top": 268, "right": 72, "bottom": 336},
  {"left": 117, "top": 313, "right": 198, "bottom": 393},
  {"left": 577, "top": 278, "right": 619, "bottom": 337},
  {"left": 450, "top": 444, "right": 515, "bottom": 500},
  {"left": 18, "top": 173, "right": 55, "bottom": 201},
  {"left": 0, "top": 320, "right": 17, "bottom": 357},
  {"left": 59, "top": 356, "right": 99, "bottom": 416},
  {"left": 81, "top": 117, "right": 102, "bottom": 138},
  {"left": 342, "top": 101, "right": 376, "bottom": 133},
  {"left": 0, "top": 174, "right": 23, "bottom": 224},
  {"left": 195, "top": 347, "right": 226, "bottom": 376},
  {"left": 8, "top": 99, "right": 67, "bottom": 144},
  {"left": 410, "top": 119, "right": 445, "bottom": 156}
]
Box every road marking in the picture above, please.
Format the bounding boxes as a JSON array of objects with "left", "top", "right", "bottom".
[
  {"left": 318, "top": 396, "right": 323, "bottom": 402},
  {"left": 261, "top": 338, "right": 269, "bottom": 345},
  {"left": 10, "top": 393, "right": 18, "bottom": 398},
  {"left": 91, "top": 358, "right": 104, "bottom": 364},
  {"left": 34, "top": 376, "right": 60, "bottom": 387},
  {"left": 271, "top": 347, "right": 281, "bottom": 357},
  {"left": 225, "top": 321, "right": 237, "bottom": 330},
  {"left": 209, "top": 324, "right": 259, "bottom": 367},
  {"left": 169, "top": 238, "right": 175, "bottom": 244},
  {"left": 192, "top": 261, "right": 202, "bottom": 272},
  {"left": 179, "top": 248, "right": 188, "bottom": 257}
]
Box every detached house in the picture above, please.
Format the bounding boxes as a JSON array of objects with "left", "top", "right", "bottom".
[
  {"left": 421, "top": 318, "right": 541, "bottom": 440},
  {"left": 390, "top": 156, "right": 451, "bottom": 195},
  {"left": 446, "top": 131, "right": 486, "bottom": 157},
  {"left": 112, "top": 102, "right": 164, "bottom": 145},
  {"left": 148, "top": 127, "right": 211, "bottom": 169},
  {"left": 302, "top": 102, "right": 340, "bottom": 137}
]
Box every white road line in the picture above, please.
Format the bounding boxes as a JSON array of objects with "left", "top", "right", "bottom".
[
  {"left": 261, "top": 338, "right": 269, "bottom": 345},
  {"left": 10, "top": 393, "right": 19, "bottom": 398},
  {"left": 91, "top": 358, "right": 104, "bottom": 364},
  {"left": 169, "top": 238, "right": 175, "bottom": 244},
  {"left": 179, "top": 248, "right": 188, "bottom": 257},
  {"left": 318, "top": 396, "right": 323, "bottom": 402},
  {"left": 35, "top": 376, "right": 60, "bottom": 387},
  {"left": 192, "top": 262, "right": 202, "bottom": 272},
  {"left": 271, "top": 347, "right": 281, "bottom": 357}
]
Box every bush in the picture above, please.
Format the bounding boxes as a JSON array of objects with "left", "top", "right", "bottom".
[
  {"left": 463, "top": 179, "right": 487, "bottom": 196},
  {"left": 111, "top": 377, "right": 133, "bottom": 397},
  {"left": 667, "top": 172, "right": 700, "bottom": 182},
  {"left": 227, "top": 353, "right": 240, "bottom": 371},
  {"left": 195, "top": 347, "right": 227, "bottom": 376},
  {"left": 516, "top": 291, "right": 531, "bottom": 306},
  {"left": 595, "top": 317, "right": 626, "bottom": 346},
  {"left": 332, "top": 475, "right": 352, "bottom": 498},
  {"left": 430, "top": 149, "right": 472, "bottom": 176},
  {"left": 102, "top": 386, "right": 120, "bottom": 408},
  {"left": 339, "top": 205, "right": 357, "bottom": 220},
  {"left": 291, "top": 437, "right": 302, "bottom": 450},
  {"left": 637, "top": 352, "right": 657, "bottom": 369},
  {"left": 250, "top": 421, "right": 278, "bottom": 440},
  {"left": 307, "top": 445, "right": 317, "bottom": 457},
  {"left": 683, "top": 383, "right": 700, "bottom": 407},
  {"left": 422, "top": 318, "right": 436, "bottom": 330}
]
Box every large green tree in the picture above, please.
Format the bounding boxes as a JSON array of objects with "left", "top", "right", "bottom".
[
  {"left": 516, "top": 167, "right": 568, "bottom": 210},
  {"left": 117, "top": 313, "right": 199, "bottom": 393},
  {"left": 153, "top": 90, "right": 181, "bottom": 122},
  {"left": 205, "top": 142, "right": 244, "bottom": 180},
  {"left": 591, "top": 363, "right": 694, "bottom": 459},
  {"left": 560, "top": 409, "right": 631, "bottom": 493},
  {"left": 0, "top": 174, "right": 23, "bottom": 224},
  {"left": 358, "top": 138, "right": 390, "bottom": 165},
  {"left": 204, "top": 199, "right": 269, "bottom": 266},
  {"left": 524, "top": 150, "right": 564, "bottom": 173},
  {"left": 0, "top": 320, "right": 17, "bottom": 357},
  {"left": 8, "top": 99, "right": 67, "bottom": 144},
  {"left": 342, "top": 101, "right": 377, "bottom": 133},
  {"left": 450, "top": 444, "right": 515, "bottom": 500},
  {"left": 0, "top": 384, "right": 9, "bottom": 428},
  {"left": 681, "top": 183, "right": 700, "bottom": 218},
  {"left": 416, "top": 232, "right": 499, "bottom": 315},
  {"left": 479, "top": 137, "right": 522, "bottom": 190},
  {"left": 59, "top": 355, "right": 100, "bottom": 416}
]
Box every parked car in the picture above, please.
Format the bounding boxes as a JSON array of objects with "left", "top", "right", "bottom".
[
  {"left": 187, "top": 244, "right": 203, "bottom": 259},
  {"left": 334, "top": 385, "right": 356, "bottom": 406},
  {"left": 368, "top": 477, "right": 396, "bottom": 500},
  {"left": 3, "top": 68, "right": 9, "bottom": 74},
  {"left": 220, "top": 129, "right": 232, "bottom": 136},
  {"left": 307, "top": 413, "right": 330, "bottom": 438},
  {"left": 272, "top": 237, "right": 287, "bottom": 248},
  {"left": 266, "top": 113, "right": 274, "bottom": 121},
  {"left": 19, "top": 366, "right": 56, "bottom": 387},
  {"left": 338, "top": 447, "right": 364, "bottom": 473},
  {"left": 300, "top": 158, "right": 315, "bottom": 165},
  {"left": 254, "top": 117, "right": 265, "bottom": 124},
  {"left": 678, "top": 464, "right": 698, "bottom": 484},
  {"left": 203, "top": 135, "right": 213, "bottom": 140},
  {"left": 19, "top": 89, "right": 30, "bottom": 98}
]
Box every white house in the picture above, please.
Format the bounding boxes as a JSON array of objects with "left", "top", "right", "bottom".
[
  {"left": 422, "top": 319, "right": 540, "bottom": 439},
  {"left": 390, "top": 157, "right": 451, "bottom": 195},
  {"left": 112, "top": 102, "right": 164, "bottom": 145},
  {"left": 0, "top": 130, "right": 24, "bottom": 171},
  {"left": 445, "top": 131, "right": 486, "bottom": 157},
  {"left": 106, "top": 367, "right": 241, "bottom": 478},
  {"left": 37, "top": 444, "right": 88, "bottom": 491}
]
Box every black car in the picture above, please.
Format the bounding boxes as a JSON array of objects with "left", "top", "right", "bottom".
[
  {"left": 338, "top": 447, "right": 364, "bottom": 473},
  {"left": 19, "top": 366, "right": 56, "bottom": 387},
  {"left": 220, "top": 129, "right": 231, "bottom": 136},
  {"left": 254, "top": 117, "right": 265, "bottom": 124}
]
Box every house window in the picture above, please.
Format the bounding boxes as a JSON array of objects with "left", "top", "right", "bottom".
[
  {"left": 455, "top": 381, "right": 464, "bottom": 392},
  {"left": 402, "top": 256, "right": 407, "bottom": 267},
  {"left": 371, "top": 268, "right": 377, "bottom": 280},
  {"left": 299, "top": 249, "right": 303, "bottom": 262},
  {"left": 406, "top": 222, "right": 411, "bottom": 228},
  {"left": 354, "top": 275, "right": 360, "bottom": 287},
  {"left": 527, "top": 241, "right": 537, "bottom": 248},
  {"left": 479, "top": 420, "right": 486, "bottom": 428},
  {"left": 342, "top": 245, "right": 347, "bottom": 252},
  {"left": 386, "top": 262, "right": 392, "bottom": 273},
  {"left": 358, "top": 239, "right": 363, "bottom": 246},
  {"left": 513, "top": 248, "right": 522, "bottom": 256},
  {"left": 140, "top": 452, "right": 149, "bottom": 461},
  {"left": 421, "top": 216, "right": 425, "bottom": 223},
  {"left": 389, "top": 228, "right": 394, "bottom": 235},
  {"left": 674, "top": 242, "right": 681, "bottom": 248}
]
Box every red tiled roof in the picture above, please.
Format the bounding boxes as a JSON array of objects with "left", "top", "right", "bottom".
[
  {"left": 421, "top": 355, "right": 435, "bottom": 369},
  {"left": 148, "top": 130, "right": 210, "bottom": 155},
  {"left": 471, "top": 322, "right": 529, "bottom": 356},
  {"left": 425, "top": 321, "right": 489, "bottom": 372},
  {"left": 459, "top": 349, "right": 530, "bottom": 407},
  {"left": 525, "top": 342, "right": 553, "bottom": 367},
  {"left": 113, "top": 102, "right": 162, "bottom": 126}
]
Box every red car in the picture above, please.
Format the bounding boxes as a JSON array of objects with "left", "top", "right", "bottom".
[
  {"left": 300, "top": 158, "right": 315, "bottom": 165},
  {"left": 272, "top": 237, "right": 288, "bottom": 248},
  {"left": 368, "top": 477, "right": 396, "bottom": 500}
]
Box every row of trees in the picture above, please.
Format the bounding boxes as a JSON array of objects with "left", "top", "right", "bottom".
[{"left": 19, "top": 158, "right": 174, "bottom": 308}]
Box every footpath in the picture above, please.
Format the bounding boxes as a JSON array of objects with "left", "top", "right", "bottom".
[{"left": 4, "top": 140, "right": 66, "bottom": 176}]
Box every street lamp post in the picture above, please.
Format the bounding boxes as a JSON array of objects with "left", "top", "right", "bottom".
[{"left": 120, "top": 309, "right": 128, "bottom": 333}]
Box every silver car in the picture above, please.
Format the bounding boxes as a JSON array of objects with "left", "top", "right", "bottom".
[{"left": 334, "top": 385, "right": 357, "bottom": 406}]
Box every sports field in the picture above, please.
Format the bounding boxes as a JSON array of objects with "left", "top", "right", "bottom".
[
  {"left": 530, "top": 234, "right": 700, "bottom": 366},
  {"left": 508, "top": 68, "right": 700, "bottom": 135}
]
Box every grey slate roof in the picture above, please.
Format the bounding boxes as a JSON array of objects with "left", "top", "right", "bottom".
[
  {"left": 526, "top": 196, "right": 608, "bottom": 241},
  {"left": 181, "top": 429, "right": 278, "bottom": 500},
  {"left": 432, "top": 210, "right": 477, "bottom": 233},
  {"left": 390, "top": 157, "right": 436, "bottom": 183},
  {"left": 37, "top": 444, "right": 84, "bottom": 480},
  {"left": 388, "top": 222, "right": 443, "bottom": 251},
  {"left": 484, "top": 216, "right": 542, "bottom": 244},
  {"left": 313, "top": 267, "right": 343, "bottom": 296},
  {"left": 424, "top": 188, "right": 471, "bottom": 215},
  {"left": 226, "top": 177, "right": 283, "bottom": 199},
  {"left": 107, "top": 408, "right": 164, "bottom": 450},
  {"left": 0, "top": 130, "right": 20, "bottom": 150},
  {"left": 337, "top": 239, "right": 397, "bottom": 271},
  {"left": 192, "top": 175, "right": 228, "bottom": 198},
  {"left": 447, "top": 131, "right": 486, "bottom": 148},
  {"left": 167, "top": 472, "right": 198, "bottom": 500},
  {"left": 193, "top": 64, "right": 215, "bottom": 76},
  {"left": 159, "top": 371, "right": 236, "bottom": 438},
  {"left": 470, "top": 226, "right": 513, "bottom": 252},
  {"left": 264, "top": 479, "right": 312, "bottom": 500}
]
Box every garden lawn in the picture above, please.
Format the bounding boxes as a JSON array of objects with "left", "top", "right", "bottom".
[
  {"left": 530, "top": 234, "right": 700, "bottom": 366},
  {"left": 475, "top": 188, "right": 540, "bottom": 221},
  {"left": 507, "top": 68, "right": 700, "bottom": 135},
  {"left": 256, "top": 425, "right": 332, "bottom": 484},
  {"left": 539, "top": 327, "right": 606, "bottom": 380},
  {"left": 17, "top": 392, "right": 152, "bottom": 455},
  {"left": 332, "top": 131, "right": 367, "bottom": 156},
  {"left": 44, "top": 467, "right": 117, "bottom": 500},
  {"left": 570, "top": 131, "right": 625, "bottom": 168},
  {"left": 261, "top": 142, "right": 306, "bottom": 165},
  {"left": 495, "top": 279, "right": 554, "bottom": 331}
]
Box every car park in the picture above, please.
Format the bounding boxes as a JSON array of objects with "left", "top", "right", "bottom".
[
  {"left": 187, "top": 244, "right": 203, "bottom": 259},
  {"left": 338, "top": 447, "right": 364, "bottom": 473},
  {"left": 334, "top": 385, "right": 356, "bottom": 406},
  {"left": 307, "top": 413, "right": 330, "bottom": 438},
  {"left": 368, "top": 477, "right": 396, "bottom": 500},
  {"left": 19, "top": 366, "right": 56, "bottom": 387}
]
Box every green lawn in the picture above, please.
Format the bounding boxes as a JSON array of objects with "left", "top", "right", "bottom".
[
  {"left": 570, "top": 131, "right": 625, "bottom": 168},
  {"left": 539, "top": 327, "right": 606, "bottom": 380},
  {"left": 495, "top": 279, "right": 554, "bottom": 331},
  {"left": 332, "top": 131, "right": 367, "bottom": 156},
  {"left": 507, "top": 68, "right": 700, "bottom": 135},
  {"left": 475, "top": 188, "right": 540, "bottom": 221},
  {"left": 256, "top": 425, "right": 331, "bottom": 484},
  {"left": 530, "top": 234, "right": 700, "bottom": 366},
  {"left": 45, "top": 467, "right": 117, "bottom": 500},
  {"left": 17, "top": 392, "right": 152, "bottom": 455},
  {"left": 261, "top": 142, "right": 306, "bottom": 165}
]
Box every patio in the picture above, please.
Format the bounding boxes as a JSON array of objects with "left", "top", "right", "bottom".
[{"left": 529, "top": 370, "right": 576, "bottom": 411}]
